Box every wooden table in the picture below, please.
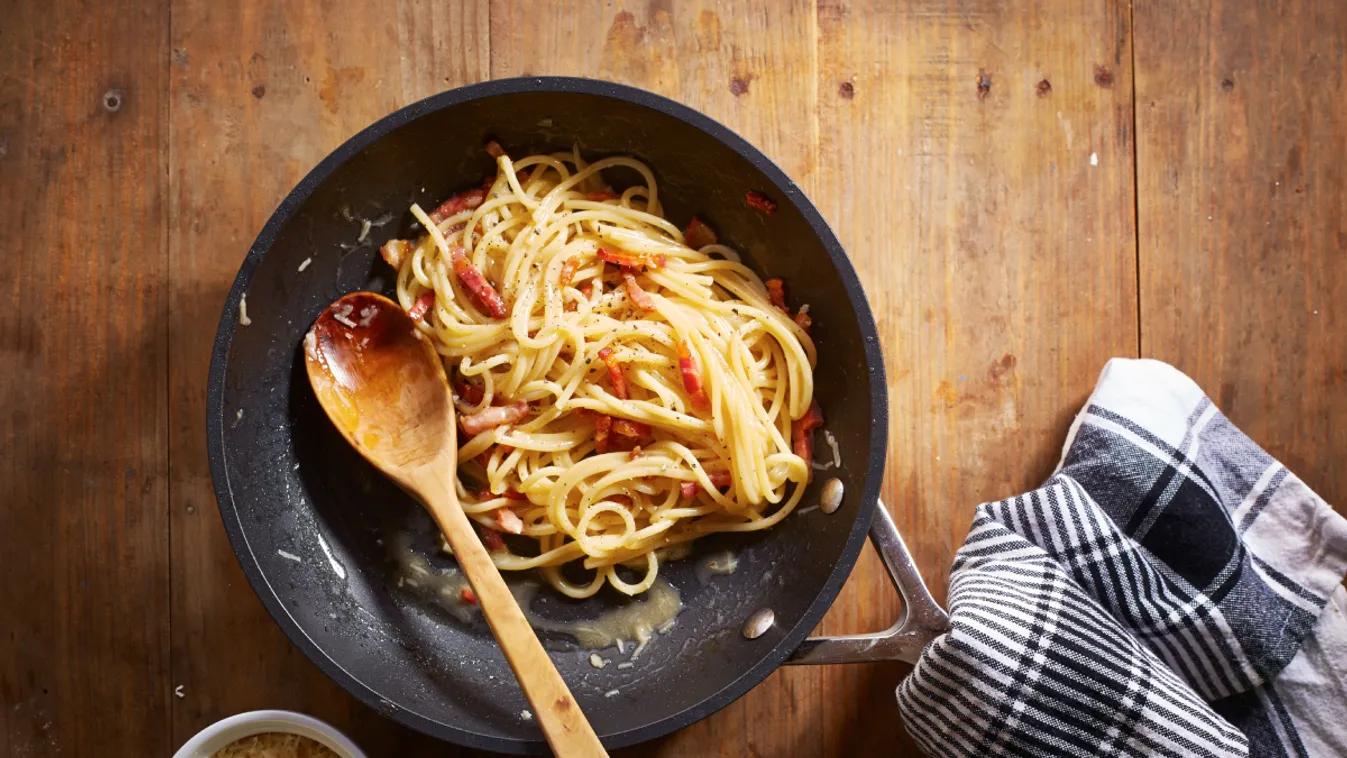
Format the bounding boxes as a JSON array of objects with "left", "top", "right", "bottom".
[{"left": 3, "top": 1, "right": 1344, "bottom": 755}]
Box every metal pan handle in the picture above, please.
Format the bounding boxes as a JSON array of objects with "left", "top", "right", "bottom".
[{"left": 786, "top": 500, "right": 950, "bottom": 665}]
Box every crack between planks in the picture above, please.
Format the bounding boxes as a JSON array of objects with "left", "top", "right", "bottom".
[{"left": 1129, "top": 0, "right": 1143, "bottom": 359}]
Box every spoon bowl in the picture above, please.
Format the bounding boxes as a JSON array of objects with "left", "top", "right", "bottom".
[{"left": 305, "top": 292, "right": 452, "bottom": 476}]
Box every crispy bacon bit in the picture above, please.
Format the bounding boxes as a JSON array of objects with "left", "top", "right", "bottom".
[
  {"left": 429, "top": 187, "right": 487, "bottom": 224},
  {"left": 623, "top": 273, "right": 657, "bottom": 312},
  {"left": 496, "top": 506, "right": 524, "bottom": 534},
  {"left": 597, "top": 346, "right": 629, "bottom": 400},
  {"left": 676, "top": 340, "right": 710, "bottom": 409},
  {"left": 484, "top": 140, "right": 505, "bottom": 158},
  {"left": 453, "top": 373, "right": 485, "bottom": 405},
  {"left": 793, "top": 310, "right": 812, "bottom": 332},
  {"left": 585, "top": 191, "right": 619, "bottom": 201},
  {"left": 460, "top": 401, "right": 529, "bottom": 436},
  {"left": 578, "top": 281, "right": 596, "bottom": 300},
  {"left": 683, "top": 216, "right": 718, "bottom": 249},
  {"left": 381, "top": 239, "right": 412, "bottom": 269},
  {"left": 595, "top": 414, "right": 613, "bottom": 453},
  {"left": 407, "top": 292, "right": 435, "bottom": 322},
  {"left": 480, "top": 527, "right": 505, "bottom": 552},
  {"left": 630, "top": 445, "right": 644, "bottom": 459},
  {"left": 598, "top": 247, "right": 666, "bottom": 270},
  {"left": 449, "top": 247, "right": 508, "bottom": 318},
  {"left": 679, "top": 471, "right": 733, "bottom": 498},
  {"left": 746, "top": 191, "right": 777, "bottom": 215},
  {"left": 460, "top": 588, "right": 478, "bottom": 604},
  {"left": 612, "top": 418, "right": 652, "bottom": 440},
  {"left": 559, "top": 256, "right": 580, "bottom": 288},
  {"left": 765, "top": 278, "right": 789, "bottom": 312},
  {"left": 792, "top": 400, "right": 826, "bottom": 477}
]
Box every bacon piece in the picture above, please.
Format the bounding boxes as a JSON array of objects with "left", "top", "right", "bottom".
[
  {"left": 452, "top": 373, "right": 485, "bottom": 405},
  {"left": 407, "top": 292, "right": 435, "bottom": 323},
  {"left": 460, "top": 401, "right": 529, "bottom": 436},
  {"left": 381, "top": 239, "right": 412, "bottom": 269},
  {"left": 594, "top": 414, "right": 613, "bottom": 453},
  {"left": 478, "top": 487, "right": 527, "bottom": 503},
  {"left": 496, "top": 506, "right": 524, "bottom": 534},
  {"left": 676, "top": 340, "right": 710, "bottom": 409},
  {"left": 793, "top": 310, "right": 812, "bottom": 332},
  {"left": 449, "top": 247, "right": 508, "bottom": 318},
  {"left": 679, "top": 471, "right": 733, "bottom": 498},
  {"left": 484, "top": 140, "right": 505, "bottom": 158},
  {"left": 578, "top": 281, "right": 595, "bottom": 300},
  {"left": 792, "top": 400, "right": 826, "bottom": 476},
  {"left": 480, "top": 527, "right": 505, "bottom": 552},
  {"left": 799, "top": 400, "right": 825, "bottom": 433},
  {"left": 630, "top": 445, "right": 644, "bottom": 459},
  {"left": 597, "top": 346, "right": 629, "bottom": 400},
  {"left": 559, "top": 256, "right": 580, "bottom": 288},
  {"left": 460, "top": 588, "right": 478, "bottom": 604},
  {"left": 683, "top": 216, "right": 718, "bottom": 249},
  {"left": 430, "top": 187, "right": 487, "bottom": 224},
  {"left": 585, "top": 191, "right": 619, "bottom": 201},
  {"left": 612, "top": 418, "right": 651, "bottom": 441},
  {"left": 598, "top": 247, "right": 666, "bottom": 270},
  {"left": 474, "top": 443, "right": 515, "bottom": 467},
  {"left": 746, "top": 191, "right": 777, "bottom": 215},
  {"left": 765, "top": 278, "right": 789, "bottom": 312},
  {"left": 623, "top": 273, "right": 657, "bottom": 312}
]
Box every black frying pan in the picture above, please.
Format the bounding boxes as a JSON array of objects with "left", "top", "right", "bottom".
[{"left": 206, "top": 77, "right": 945, "bottom": 754}]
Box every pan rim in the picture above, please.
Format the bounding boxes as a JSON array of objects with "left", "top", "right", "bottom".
[{"left": 205, "top": 75, "right": 888, "bottom": 753}]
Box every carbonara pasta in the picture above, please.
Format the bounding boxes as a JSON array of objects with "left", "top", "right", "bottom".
[{"left": 379, "top": 143, "right": 823, "bottom": 598}]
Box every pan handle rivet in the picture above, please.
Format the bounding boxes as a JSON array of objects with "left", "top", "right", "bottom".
[
  {"left": 743, "top": 608, "right": 775, "bottom": 639},
  {"left": 820, "top": 477, "right": 844, "bottom": 514}
]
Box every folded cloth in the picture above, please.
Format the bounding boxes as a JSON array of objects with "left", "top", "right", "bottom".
[{"left": 897, "top": 359, "right": 1347, "bottom": 757}]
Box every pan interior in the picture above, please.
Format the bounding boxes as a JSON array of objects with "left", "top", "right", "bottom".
[{"left": 211, "top": 81, "right": 884, "bottom": 753}]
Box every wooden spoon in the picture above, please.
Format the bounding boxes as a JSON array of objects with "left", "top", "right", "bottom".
[{"left": 303, "top": 291, "right": 607, "bottom": 757}]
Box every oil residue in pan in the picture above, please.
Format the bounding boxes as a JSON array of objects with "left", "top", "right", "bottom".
[{"left": 387, "top": 535, "right": 684, "bottom": 655}]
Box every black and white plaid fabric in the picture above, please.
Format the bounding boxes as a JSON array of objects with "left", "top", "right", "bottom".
[{"left": 897, "top": 359, "right": 1347, "bottom": 757}]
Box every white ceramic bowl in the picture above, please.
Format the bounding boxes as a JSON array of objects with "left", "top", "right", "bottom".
[{"left": 172, "top": 710, "right": 367, "bottom": 758}]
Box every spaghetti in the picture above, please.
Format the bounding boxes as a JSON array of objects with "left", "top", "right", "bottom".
[{"left": 381, "top": 145, "right": 822, "bottom": 597}]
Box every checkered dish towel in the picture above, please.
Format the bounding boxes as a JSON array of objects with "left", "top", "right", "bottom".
[{"left": 897, "top": 359, "right": 1347, "bottom": 757}]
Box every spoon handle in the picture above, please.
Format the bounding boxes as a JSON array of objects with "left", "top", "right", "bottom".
[{"left": 413, "top": 466, "right": 609, "bottom": 757}]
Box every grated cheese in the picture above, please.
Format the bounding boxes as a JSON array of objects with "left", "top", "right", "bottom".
[
  {"left": 209, "top": 732, "right": 338, "bottom": 758},
  {"left": 297, "top": 258, "right": 312, "bottom": 272},
  {"left": 238, "top": 294, "right": 252, "bottom": 326}
]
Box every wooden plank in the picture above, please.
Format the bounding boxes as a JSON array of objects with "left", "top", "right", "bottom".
[
  {"left": 815, "top": 0, "right": 1138, "bottom": 754},
  {"left": 165, "top": 1, "right": 488, "bottom": 752},
  {"left": 0, "top": 1, "right": 172, "bottom": 755},
  {"left": 1134, "top": 0, "right": 1347, "bottom": 512},
  {"left": 489, "top": 3, "right": 824, "bottom": 756}
]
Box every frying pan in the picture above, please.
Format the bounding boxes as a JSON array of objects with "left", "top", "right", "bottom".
[{"left": 206, "top": 77, "right": 948, "bottom": 754}]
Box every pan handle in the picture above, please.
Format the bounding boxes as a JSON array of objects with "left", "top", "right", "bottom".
[{"left": 785, "top": 500, "right": 950, "bottom": 665}]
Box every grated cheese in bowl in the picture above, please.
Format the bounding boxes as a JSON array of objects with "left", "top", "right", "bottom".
[{"left": 211, "top": 733, "right": 338, "bottom": 758}]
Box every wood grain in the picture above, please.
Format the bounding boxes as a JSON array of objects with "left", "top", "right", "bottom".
[
  {"left": 812, "top": 1, "right": 1140, "bottom": 754},
  {"left": 8, "top": 0, "right": 1345, "bottom": 756},
  {"left": 0, "top": 1, "right": 171, "bottom": 755},
  {"left": 1134, "top": 0, "right": 1347, "bottom": 513},
  {"left": 165, "top": 1, "right": 487, "bottom": 753}
]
